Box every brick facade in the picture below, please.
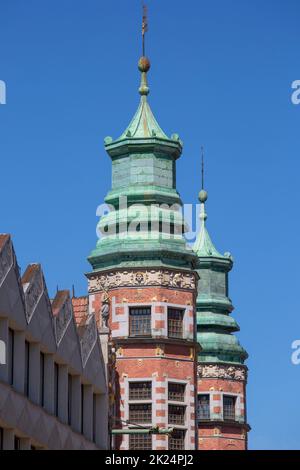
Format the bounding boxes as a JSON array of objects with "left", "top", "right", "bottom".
[
  {"left": 88, "top": 269, "right": 198, "bottom": 450},
  {"left": 197, "top": 366, "right": 249, "bottom": 450}
]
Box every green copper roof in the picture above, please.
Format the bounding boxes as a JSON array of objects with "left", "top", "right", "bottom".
[
  {"left": 193, "top": 193, "right": 225, "bottom": 259},
  {"left": 194, "top": 184, "right": 248, "bottom": 365},
  {"left": 88, "top": 57, "right": 197, "bottom": 272},
  {"left": 119, "top": 95, "right": 168, "bottom": 140}
]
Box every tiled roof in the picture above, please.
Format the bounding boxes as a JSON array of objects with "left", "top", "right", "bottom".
[
  {"left": 72, "top": 296, "right": 89, "bottom": 326},
  {"left": 22, "top": 264, "right": 40, "bottom": 284},
  {"left": 0, "top": 234, "right": 10, "bottom": 250},
  {"left": 51, "top": 290, "right": 70, "bottom": 316}
]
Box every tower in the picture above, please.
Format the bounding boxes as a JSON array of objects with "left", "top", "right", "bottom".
[
  {"left": 87, "top": 53, "right": 199, "bottom": 449},
  {"left": 194, "top": 167, "right": 250, "bottom": 450}
]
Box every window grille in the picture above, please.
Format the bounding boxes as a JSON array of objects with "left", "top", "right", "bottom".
[
  {"left": 223, "top": 395, "right": 236, "bottom": 421},
  {"left": 168, "top": 404, "right": 185, "bottom": 425},
  {"left": 168, "top": 382, "right": 185, "bottom": 402},
  {"left": 168, "top": 308, "right": 183, "bottom": 338},
  {"left": 129, "top": 381, "right": 152, "bottom": 400},
  {"left": 129, "top": 307, "right": 151, "bottom": 337},
  {"left": 129, "top": 403, "right": 152, "bottom": 423},
  {"left": 129, "top": 434, "right": 152, "bottom": 450},
  {"left": 169, "top": 429, "right": 185, "bottom": 450}
]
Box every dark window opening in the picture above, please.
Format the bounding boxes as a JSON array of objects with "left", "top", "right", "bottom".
[
  {"left": 40, "top": 352, "right": 45, "bottom": 407},
  {"left": 68, "top": 374, "right": 72, "bottom": 426},
  {"left": 168, "top": 382, "right": 185, "bottom": 402},
  {"left": 169, "top": 429, "right": 185, "bottom": 450},
  {"left": 223, "top": 395, "right": 236, "bottom": 421},
  {"left": 81, "top": 384, "right": 84, "bottom": 434},
  {"left": 93, "top": 393, "right": 97, "bottom": 443},
  {"left": 54, "top": 363, "right": 59, "bottom": 417},
  {"left": 198, "top": 394, "right": 210, "bottom": 420},
  {"left": 24, "top": 341, "right": 30, "bottom": 396},
  {"left": 168, "top": 404, "right": 185, "bottom": 425},
  {"left": 14, "top": 436, "right": 21, "bottom": 450},
  {"left": 8, "top": 328, "right": 14, "bottom": 386}
]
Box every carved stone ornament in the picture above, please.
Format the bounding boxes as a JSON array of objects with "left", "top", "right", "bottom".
[
  {"left": 80, "top": 315, "right": 97, "bottom": 367},
  {"left": 54, "top": 299, "right": 72, "bottom": 345},
  {"left": 24, "top": 268, "right": 44, "bottom": 323},
  {"left": 101, "top": 290, "right": 110, "bottom": 329},
  {"left": 0, "top": 238, "right": 13, "bottom": 288},
  {"left": 197, "top": 364, "right": 247, "bottom": 382},
  {"left": 88, "top": 269, "right": 196, "bottom": 293}
]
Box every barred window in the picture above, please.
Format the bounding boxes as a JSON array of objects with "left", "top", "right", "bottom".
[
  {"left": 168, "top": 382, "right": 185, "bottom": 402},
  {"left": 198, "top": 394, "right": 210, "bottom": 420},
  {"left": 129, "top": 404, "right": 152, "bottom": 423},
  {"left": 169, "top": 429, "right": 185, "bottom": 450},
  {"left": 129, "top": 307, "right": 151, "bottom": 337},
  {"left": 129, "top": 434, "right": 152, "bottom": 450},
  {"left": 129, "top": 381, "right": 152, "bottom": 400},
  {"left": 168, "top": 308, "right": 183, "bottom": 338},
  {"left": 168, "top": 404, "right": 185, "bottom": 425},
  {"left": 223, "top": 395, "right": 236, "bottom": 421}
]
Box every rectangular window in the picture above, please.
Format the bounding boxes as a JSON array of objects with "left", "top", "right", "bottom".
[
  {"left": 223, "top": 395, "right": 236, "bottom": 421},
  {"left": 93, "top": 393, "right": 97, "bottom": 443},
  {"left": 40, "top": 352, "right": 45, "bottom": 407},
  {"left": 129, "top": 381, "right": 152, "bottom": 400},
  {"left": 14, "top": 436, "right": 21, "bottom": 450},
  {"left": 198, "top": 394, "right": 210, "bottom": 420},
  {"left": 68, "top": 374, "right": 72, "bottom": 426},
  {"left": 169, "top": 429, "right": 185, "bottom": 450},
  {"left": 168, "top": 308, "right": 183, "bottom": 338},
  {"left": 8, "top": 328, "right": 14, "bottom": 386},
  {"left": 129, "top": 404, "right": 152, "bottom": 423},
  {"left": 24, "top": 340, "right": 30, "bottom": 396},
  {"left": 129, "top": 307, "right": 151, "bottom": 337},
  {"left": 168, "top": 405, "right": 185, "bottom": 425},
  {"left": 54, "top": 363, "right": 59, "bottom": 417},
  {"left": 168, "top": 383, "right": 185, "bottom": 402},
  {"left": 129, "top": 434, "right": 152, "bottom": 450},
  {"left": 81, "top": 384, "right": 84, "bottom": 434}
]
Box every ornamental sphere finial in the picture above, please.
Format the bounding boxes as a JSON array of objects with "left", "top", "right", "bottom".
[
  {"left": 138, "top": 56, "right": 151, "bottom": 72},
  {"left": 199, "top": 189, "right": 208, "bottom": 203}
]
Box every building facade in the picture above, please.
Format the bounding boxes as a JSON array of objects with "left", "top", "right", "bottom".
[
  {"left": 0, "top": 235, "right": 108, "bottom": 450},
  {"left": 87, "top": 54, "right": 249, "bottom": 450},
  {"left": 87, "top": 57, "right": 199, "bottom": 450},
  {"left": 194, "top": 191, "right": 250, "bottom": 449},
  {"left": 0, "top": 53, "right": 249, "bottom": 451}
]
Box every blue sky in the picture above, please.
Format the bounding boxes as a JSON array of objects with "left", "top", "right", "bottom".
[{"left": 0, "top": 0, "right": 300, "bottom": 450}]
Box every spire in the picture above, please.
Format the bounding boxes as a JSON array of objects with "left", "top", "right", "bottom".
[
  {"left": 114, "top": 4, "right": 169, "bottom": 141},
  {"left": 193, "top": 148, "right": 223, "bottom": 258}
]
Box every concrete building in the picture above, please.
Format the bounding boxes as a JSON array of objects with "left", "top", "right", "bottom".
[{"left": 0, "top": 234, "right": 108, "bottom": 450}]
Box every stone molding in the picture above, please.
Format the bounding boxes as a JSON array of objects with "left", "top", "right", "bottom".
[
  {"left": 80, "top": 315, "right": 98, "bottom": 367},
  {"left": 0, "top": 237, "right": 13, "bottom": 288},
  {"left": 54, "top": 299, "right": 73, "bottom": 345},
  {"left": 88, "top": 268, "right": 196, "bottom": 293},
  {"left": 23, "top": 267, "right": 45, "bottom": 323},
  {"left": 197, "top": 364, "right": 247, "bottom": 382}
]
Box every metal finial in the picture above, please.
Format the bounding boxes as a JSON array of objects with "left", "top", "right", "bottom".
[
  {"left": 201, "top": 145, "right": 204, "bottom": 190},
  {"left": 199, "top": 146, "right": 208, "bottom": 204},
  {"left": 142, "top": 3, "right": 148, "bottom": 57}
]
